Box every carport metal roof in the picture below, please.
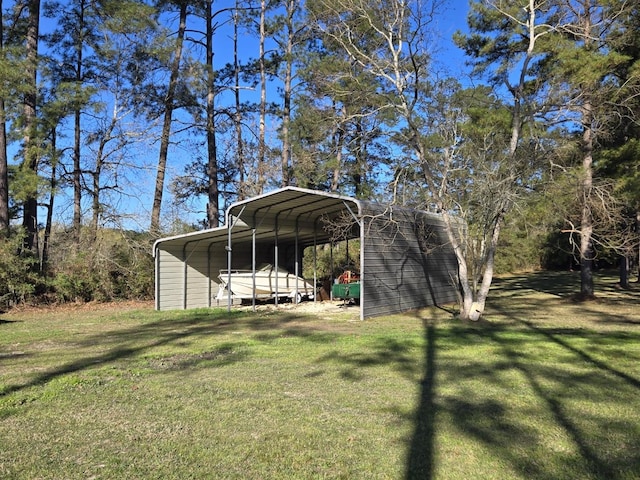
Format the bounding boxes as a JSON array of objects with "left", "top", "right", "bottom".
[{"left": 153, "top": 187, "right": 363, "bottom": 252}]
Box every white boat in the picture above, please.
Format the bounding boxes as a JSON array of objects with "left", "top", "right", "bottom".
[{"left": 217, "top": 263, "right": 315, "bottom": 301}]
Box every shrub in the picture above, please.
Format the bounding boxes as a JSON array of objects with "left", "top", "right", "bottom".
[
  {"left": 45, "top": 226, "right": 154, "bottom": 303},
  {"left": 0, "top": 231, "right": 42, "bottom": 310}
]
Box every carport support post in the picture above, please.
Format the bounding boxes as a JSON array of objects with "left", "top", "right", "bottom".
[
  {"left": 360, "top": 213, "right": 365, "bottom": 321},
  {"left": 208, "top": 243, "right": 214, "bottom": 308},
  {"left": 154, "top": 246, "right": 160, "bottom": 310},
  {"left": 330, "top": 241, "right": 334, "bottom": 300},
  {"left": 252, "top": 228, "right": 256, "bottom": 312},
  {"left": 313, "top": 223, "right": 317, "bottom": 304},
  {"left": 182, "top": 243, "right": 188, "bottom": 310},
  {"left": 226, "top": 206, "right": 246, "bottom": 312},
  {"left": 294, "top": 219, "right": 299, "bottom": 303},
  {"left": 226, "top": 222, "right": 232, "bottom": 312},
  {"left": 274, "top": 216, "right": 279, "bottom": 307}
]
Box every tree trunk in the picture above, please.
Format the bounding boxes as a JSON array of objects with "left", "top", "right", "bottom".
[
  {"left": 257, "top": 0, "right": 267, "bottom": 194},
  {"left": 619, "top": 255, "right": 629, "bottom": 289},
  {"left": 233, "top": 3, "right": 246, "bottom": 200},
  {"left": 280, "top": 0, "right": 295, "bottom": 187},
  {"left": 90, "top": 109, "right": 116, "bottom": 241},
  {"left": 41, "top": 131, "right": 56, "bottom": 274},
  {"left": 91, "top": 142, "right": 102, "bottom": 238},
  {"left": 0, "top": 94, "right": 7, "bottom": 237},
  {"left": 205, "top": 0, "right": 219, "bottom": 228},
  {"left": 579, "top": 102, "right": 595, "bottom": 298},
  {"left": 72, "top": 0, "right": 86, "bottom": 245},
  {"left": 73, "top": 107, "right": 82, "bottom": 243},
  {"left": 22, "top": 0, "right": 41, "bottom": 254},
  {"left": 354, "top": 119, "right": 365, "bottom": 197},
  {"left": 150, "top": 1, "right": 187, "bottom": 235},
  {"left": 577, "top": 2, "right": 597, "bottom": 299},
  {"left": 440, "top": 210, "right": 475, "bottom": 320},
  {"left": 637, "top": 211, "right": 640, "bottom": 282},
  {"left": 0, "top": 0, "right": 8, "bottom": 237},
  {"left": 330, "top": 104, "right": 345, "bottom": 192}
]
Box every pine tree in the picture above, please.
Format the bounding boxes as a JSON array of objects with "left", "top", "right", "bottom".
[
  {"left": 150, "top": 0, "right": 189, "bottom": 235},
  {"left": 21, "top": 0, "right": 41, "bottom": 254},
  {"left": 546, "top": 0, "right": 635, "bottom": 297},
  {"left": 0, "top": 0, "right": 9, "bottom": 236},
  {"left": 44, "top": 0, "right": 100, "bottom": 245}
]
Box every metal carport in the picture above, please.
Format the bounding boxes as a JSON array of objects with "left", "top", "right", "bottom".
[{"left": 153, "top": 187, "right": 459, "bottom": 320}]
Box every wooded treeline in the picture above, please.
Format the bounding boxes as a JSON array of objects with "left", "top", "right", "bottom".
[{"left": 0, "top": 0, "right": 638, "bottom": 317}]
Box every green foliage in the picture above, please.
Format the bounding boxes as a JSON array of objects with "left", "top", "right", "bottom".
[
  {"left": 303, "top": 240, "right": 360, "bottom": 280},
  {"left": 496, "top": 188, "right": 575, "bottom": 273},
  {"left": 0, "top": 229, "right": 152, "bottom": 310},
  {"left": 495, "top": 224, "right": 543, "bottom": 273},
  {"left": 0, "top": 231, "right": 42, "bottom": 310},
  {"left": 598, "top": 134, "right": 640, "bottom": 209},
  {"left": 50, "top": 269, "right": 97, "bottom": 303},
  {"left": 9, "top": 163, "right": 42, "bottom": 204},
  {"left": 46, "top": 227, "right": 154, "bottom": 303}
]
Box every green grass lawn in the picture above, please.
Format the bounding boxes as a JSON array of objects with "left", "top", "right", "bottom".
[{"left": 1, "top": 271, "right": 639, "bottom": 479}]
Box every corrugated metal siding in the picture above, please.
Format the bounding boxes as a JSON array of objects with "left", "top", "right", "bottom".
[
  {"left": 184, "top": 242, "right": 210, "bottom": 309},
  {"left": 361, "top": 206, "right": 459, "bottom": 318},
  {"left": 157, "top": 247, "right": 184, "bottom": 310}
]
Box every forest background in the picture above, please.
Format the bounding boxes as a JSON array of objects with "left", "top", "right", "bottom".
[{"left": 0, "top": 0, "right": 638, "bottom": 311}]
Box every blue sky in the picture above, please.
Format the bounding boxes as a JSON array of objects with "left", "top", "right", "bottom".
[
  {"left": 28, "top": 0, "right": 475, "bottom": 231},
  {"left": 432, "top": 0, "right": 473, "bottom": 79}
]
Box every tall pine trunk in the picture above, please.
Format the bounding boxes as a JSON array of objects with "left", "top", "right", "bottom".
[
  {"left": 22, "top": 0, "right": 40, "bottom": 254},
  {"left": 72, "top": 0, "right": 86, "bottom": 245},
  {"left": 205, "top": 0, "right": 219, "bottom": 228},
  {"left": 41, "top": 131, "right": 56, "bottom": 274},
  {"left": 579, "top": 8, "right": 595, "bottom": 298},
  {"left": 580, "top": 105, "right": 595, "bottom": 298},
  {"left": 0, "top": 0, "right": 8, "bottom": 237},
  {"left": 150, "top": 1, "right": 187, "bottom": 235},
  {"left": 233, "top": 3, "right": 246, "bottom": 200},
  {"left": 257, "top": 0, "right": 266, "bottom": 194},
  {"left": 280, "top": 0, "right": 295, "bottom": 187},
  {"left": 0, "top": 94, "right": 7, "bottom": 237}
]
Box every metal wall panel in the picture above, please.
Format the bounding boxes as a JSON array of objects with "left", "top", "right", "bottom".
[
  {"left": 361, "top": 205, "right": 459, "bottom": 318},
  {"left": 184, "top": 242, "right": 210, "bottom": 309},
  {"left": 156, "top": 247, "right": 184, "bottom": 310}
]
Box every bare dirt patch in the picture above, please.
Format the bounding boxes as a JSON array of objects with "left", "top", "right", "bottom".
[
  {"left": 4, "top": 299, "right": 154, "bottom": 316},
  {"left": 237, "top": 299, "right": 360, "bottom": 320}
]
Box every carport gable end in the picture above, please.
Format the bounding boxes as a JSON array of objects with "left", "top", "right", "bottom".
[{"left": 153, "top": 187, "right": 459, "bottom": 319}]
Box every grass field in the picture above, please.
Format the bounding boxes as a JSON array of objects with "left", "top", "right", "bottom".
[{"left": 1, "top": 271, "right": 639, "bottom": 479}]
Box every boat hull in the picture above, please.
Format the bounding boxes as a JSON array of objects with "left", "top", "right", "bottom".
[{"left": 217, "top": 265, "right": 315, "bottom": 300}]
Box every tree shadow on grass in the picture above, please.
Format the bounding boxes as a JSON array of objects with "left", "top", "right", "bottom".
[
  {"left": 0, "top": 318, "right": 20, "bottom": 324},
  {"left": 513, "top": 317, "right": 640, "bottom": 390},
  {"left": 402, "top": 297, "right": 640, "bottom": 480},
  {"left": 491, "top": 271, "right": 581, "bottom": 298},
  {"left": 492, "top": 270, "right": 640, "bottom": 304},
  {"left": 404, "top": 320, "right": 436, "bottom": 479},
  {"left": 0, "top": 308, "right": 326, "bottom": 399},
  {"left": 461, "top": 306, "right": 640, "bottom": 479},
  {"left": 315, "top": 336, "right": 422, "bottom": 382}
]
